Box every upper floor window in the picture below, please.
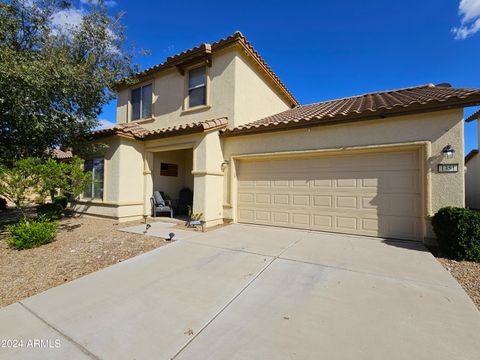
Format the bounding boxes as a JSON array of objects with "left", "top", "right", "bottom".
[
  {"left": 188, "top": 66, "right": 206, "bottom": 108},
  {"left": 131, "top": 84, "right": 152, "bottom": 120},
  {"left": 84, "top": 158, "right": 104, "bottom": 199}
]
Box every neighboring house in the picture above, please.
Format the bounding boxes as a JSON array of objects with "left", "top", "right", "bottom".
[
  {"left": 76, "top": 31, "right": 480, "bottom": 242},
  {"left": 465, "top": 110, "right": 480, "bottom": 209},
  {"left": 49, "top": 148, "right": 73, "bottom": 162},
  {"left": 466, "top": 150, "right": 480, "bottom": 209}
]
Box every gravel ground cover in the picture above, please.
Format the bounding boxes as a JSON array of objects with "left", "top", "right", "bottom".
[
  {"left": 430, "top": 246, "right": 480, "bottom": 310},
  {"left": 0, "top": 212, "right": 167, "bottom": 308}
]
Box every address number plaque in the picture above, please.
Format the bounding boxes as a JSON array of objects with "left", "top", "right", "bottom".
[{"left": 437, "top": 163, "right": 459, "bottom": 173}]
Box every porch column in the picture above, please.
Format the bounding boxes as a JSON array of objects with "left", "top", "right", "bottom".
[
  {"left": 143, "top": 151, "right": 154, "bottom": 216},
  {"left": 192, "top": 131, "right": 224, "bottom": 227}
]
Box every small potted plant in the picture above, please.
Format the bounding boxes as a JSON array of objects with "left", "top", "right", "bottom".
[{"left": 186, "top": 206, "right": 205, "bottom": 231}]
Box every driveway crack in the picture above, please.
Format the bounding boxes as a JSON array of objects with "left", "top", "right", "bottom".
[
  {"left": 18, "top": 301, "right": 101, "bottom": 360},
  {"left": 170, "top": 237, "right": 303, "bottom": 359}
]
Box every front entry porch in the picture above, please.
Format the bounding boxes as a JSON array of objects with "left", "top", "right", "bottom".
[
  {"left": 142, "top": 130, "right": 225, "bottom": 227},
  {"left": 150, "top": 148, "right": 194, "bottom": 218}
]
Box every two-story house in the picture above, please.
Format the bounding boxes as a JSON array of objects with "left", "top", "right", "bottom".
[{"left": 75, "top": 31, "right": 480, "bottom": 243}]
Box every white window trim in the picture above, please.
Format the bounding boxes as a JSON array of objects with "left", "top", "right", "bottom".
[
  {"left": 183, "top": 64, "right": 210, "bottom": 111},
  {"left": 130, "top": 83, "right": 153, "bottom": 122}
]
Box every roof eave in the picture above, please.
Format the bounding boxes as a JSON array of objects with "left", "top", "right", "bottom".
[
  {"left": 91, "top": 130, "right": 138, "bottom": 140},
  {"left": 466, "top": 110, "right": 480, "bottom": 122},
  {"left": 466, "top": 149, "right": 479, "bottom": 164},
  {"left": 143, "top": 122, "right": 227, "bottom": 141}
]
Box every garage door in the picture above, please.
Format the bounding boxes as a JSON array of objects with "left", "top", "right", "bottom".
[{"left": 237, "top": 151, "right": 421, "bottom": 240}]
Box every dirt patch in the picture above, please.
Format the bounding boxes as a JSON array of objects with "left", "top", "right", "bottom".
[
  {"left": 0, "top": 214, "right": 168, "bottom": 308},
  {"left": 430, "top": 247, "right": 480, "bottom": 310}
]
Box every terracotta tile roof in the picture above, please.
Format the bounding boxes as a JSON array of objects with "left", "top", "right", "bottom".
[
  {"left": 116, "top": 32, "right": 298, "bottom": 107},
  {"left": 466, "top": 109, "right": 480, "bottom": 122},
  {"left": 466, "top": 149, "right": 479, "bottom": 164},
  {"left": 222, "top": 84, "right": 480, "bottom": 136},
  {"left": 49, "top": 148, "right": 73, "bottom": 160},
  {"left": 142, "top": 118, "right": 228, "bottom": 139},
  {"left": 92, "top": 118, "right": 228, "bottom": 140},
  {"left": 93, "top": 122, "right": 149, "bottom": 139}
]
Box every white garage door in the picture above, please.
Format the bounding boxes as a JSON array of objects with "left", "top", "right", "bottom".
[{"left": 237, "top": 151, "right": 422, "bottom": 240}]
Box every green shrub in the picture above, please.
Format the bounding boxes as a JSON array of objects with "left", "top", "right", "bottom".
[
  {"left": 431, "top": 207, "right": 480, "bottom": 261},
  {"left": 6, "top": 216, "right": 58, "bottom": 250},
  {"left": 53, "top": 195, "right": 68, "bottom": 209},
  {"left": 37, "top": 202, "right": 64, "bottom": 220}
]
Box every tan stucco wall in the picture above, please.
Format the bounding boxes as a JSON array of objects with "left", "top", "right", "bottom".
[
  {"left": 73, "top": 137, "right": 145, "bottom": 220},
  {"left": 222, "top": 109, "right": 465, "bottom": 239},
  {"left": 466, "top": 154, "right": 480, "bottom": 209},
  {"left": 233, "top": 50, "right": 291, "bottom": 128},
  {"left": 116, "top": 51, "right": 237, "bottom": 129},
  {"left": 191, "top": 131, "right": 224, "bottom": 224},
  {"left": 117, "top": 138, "right": 145, "bottom": 203},
  {"left": 115, "top": 48, "right": 291, "bottom": 130}
]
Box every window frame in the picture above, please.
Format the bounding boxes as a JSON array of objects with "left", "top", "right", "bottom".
[
  {"left": 83, "top": 157, "right": 105, "bottom": 200},
  {"left": 184, "top": 65, "right": 210, "bottom": 110},
  {"left": 130, "top": 83, "right": 153, "bottom": 121}
]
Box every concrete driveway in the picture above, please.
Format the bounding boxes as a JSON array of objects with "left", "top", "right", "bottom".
[{"left": 1, "top": 223, "right": 479, "bottom": 359}]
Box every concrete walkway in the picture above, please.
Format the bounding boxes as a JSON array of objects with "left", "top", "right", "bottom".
[{"left": 1, "top": 223, "right": 479, "bottom": 359}]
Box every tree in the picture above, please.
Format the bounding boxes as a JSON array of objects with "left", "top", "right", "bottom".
[
  {"left": 0, "top": 0, "right": 138, "bottom": 164},
  {"left": 37, "top": 156, "right": 91, "bottom": 200},
  {"left": 0, "top": 158, "right": 42, "bottom": 219},
  {"left": 0, "top": 156, "right": 92, "bottom": 218}
]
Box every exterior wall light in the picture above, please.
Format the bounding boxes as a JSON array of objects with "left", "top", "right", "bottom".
[
  {"left": 221, "top": 159, "right": 230, "bottom": 171},
  {"left": 442, "top": 145, "right": 455, "bottom": 159}
]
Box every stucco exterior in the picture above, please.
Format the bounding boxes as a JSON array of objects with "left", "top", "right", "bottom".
[
  {"left": 232, "top": 50, "right": 291, "bottom": 127},
  {"left": 221, "top": 109, "right": 464, "bottom": 240},
  {"left": 116, "top": 49, "right": 291, "bottom": 131},
  {"left": 77, "top": 35, "right": 472, "bottom": 242}
]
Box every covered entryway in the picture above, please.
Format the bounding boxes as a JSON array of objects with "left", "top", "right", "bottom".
[{"left": 236, "top": 150, "right": 422, "bottom": 240}]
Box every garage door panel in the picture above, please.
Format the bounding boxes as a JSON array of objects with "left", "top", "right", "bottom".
[
  {"left": 336, "top": 196, "right": 358, "bottom": 209},
  {"left": 237, "top": 151, "right": 421, "bottom": 240},
  {"left": 273, "top": 180, "right": 289, "bottom": 187},
  {"left": 312, "top": 214, "right": 333, "bottom": 227},
  {"left": 273, "top": 194, "right": 290, "bottom": 205},
  {"left": 255, "top": 193, "right": 271, "bottom": 204},
  {"left": 238, "top": 209, "right": 255, "bottom": 222},
  {"left": 313, "top": 179, "right": 333, "bottom": 188},
  {"left": 292, "top": 213, "right": 310, "bottom": 226},
  {"left": 255, "top": 210, "right": 271, "bottom": 222},
  {"left": 273, "top": 212, "right": 289, "bottom": 224},
  {"left": 292, "top": 195, "right": 310, "bottom": 206},
  {"left": 313, "top": 195, "right": 333, "bottom": 208},
  {"left": 238, "top": 192, "right": 254, "bottom": 204},
  {"left": 361, "top": 218, "right": 379, "bottom": 232},
  {"left": 336, "top": 216, "right": 358, "bottom": 230}
]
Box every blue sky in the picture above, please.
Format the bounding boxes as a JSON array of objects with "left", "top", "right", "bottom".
[{"left": 91, "top": 0, "right": 480, "bottom": 153}]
